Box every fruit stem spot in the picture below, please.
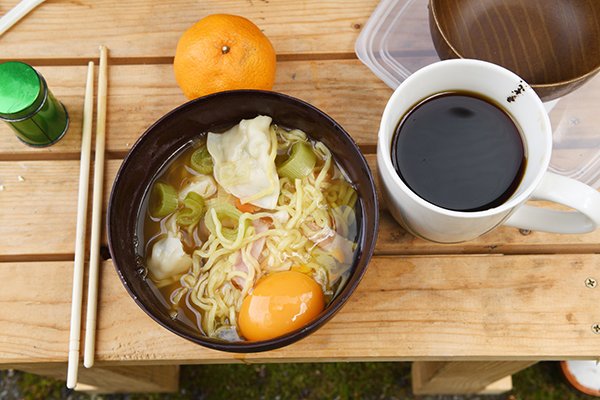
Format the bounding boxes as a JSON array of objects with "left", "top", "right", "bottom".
[{"left": 221, "top": 45, "right": 230, "bottom": 54}]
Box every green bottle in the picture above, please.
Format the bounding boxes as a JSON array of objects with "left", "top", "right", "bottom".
[{"left": 0, "top": 61, "right": 69, "bottom": 147}]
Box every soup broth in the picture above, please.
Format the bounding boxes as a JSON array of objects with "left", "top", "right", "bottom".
[{"left": 140, "top": 116, "right": 360, "bottom": 342}]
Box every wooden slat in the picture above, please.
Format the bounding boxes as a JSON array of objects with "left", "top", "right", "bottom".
[
  {"left": 479, "top": 376, "right": 514, "bottom": 395},
  {"left": 0, "top": 262, "right": 71, "bottom": 362},
  {"left": 100, "top": 60, "right": 388, "bottom": 154},
  {"left": 0, "top": 0, "right": 381, "bottom": 60},
  {"left": 3, "top": 62, "right": 599, "bottom": 171},
  {"left": 0, "top": 61, "right": 392, "bottom": 157},
  {"left": 366, "top": 158, "right": 600, "bottom": 256},
  {"left": 2, "top": 157, "right": 600, "bottom": 259},
  {"left": 0, "top": 160, "right": 78, "bottom": 259},
  {"left": 1, "top": 255, "right": 599, "bottom": 364},
  {"left": 411, "top": 361, "right": 534, "bottom": 395},
  {"left": 13, "top": 364, "right": 179, "bottom": 393}
]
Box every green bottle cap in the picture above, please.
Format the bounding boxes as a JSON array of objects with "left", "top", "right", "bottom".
[{"left": 0, "top": 61, "right": 45, "bottom": 121}]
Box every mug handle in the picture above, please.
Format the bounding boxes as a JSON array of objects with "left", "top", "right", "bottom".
[{"left": 504, "top": 172, "right": 600, "bottom": 234}]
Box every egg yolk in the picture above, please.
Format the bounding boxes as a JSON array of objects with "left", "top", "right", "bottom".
[{"left": 238, "top": 271, "right": 325, "bottom": 341}]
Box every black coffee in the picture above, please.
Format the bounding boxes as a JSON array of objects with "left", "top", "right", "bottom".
[{"left": 391, "top": 92, "right": 526, "bottom": 212}]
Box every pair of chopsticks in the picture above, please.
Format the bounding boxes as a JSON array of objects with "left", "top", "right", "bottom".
[
  {"left": 3, "top": 0, "right": 105, "bottom": 388},
  {"left": 66, "top": 45, "right": 108, "bottom": 390}
]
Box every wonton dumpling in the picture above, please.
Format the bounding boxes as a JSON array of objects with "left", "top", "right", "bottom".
[
  {"left": 178, "top": 174, "right": 217, "bottom": 201},
  {"left": 147, "top": 236, "right": 192, "bottom": 281},
  {"left": 207, "top": 115, "right": 280, "bottom": 209}
]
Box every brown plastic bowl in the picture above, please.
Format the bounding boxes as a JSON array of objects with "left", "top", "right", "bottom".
[
  {"left": 429, "top": 0, "right": 600, "bottom": 101},
  {"left": 107, "top": 90, "right": 379, "bottom": 353}
]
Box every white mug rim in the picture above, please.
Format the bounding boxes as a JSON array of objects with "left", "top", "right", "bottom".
[{"left": 378, "top": 59, "right": 553, "bottom": 219}]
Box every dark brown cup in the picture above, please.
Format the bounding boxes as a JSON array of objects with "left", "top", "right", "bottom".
[
  {"left": 429, "top": 0, "right": 600, "bottom": 101},
  {"left": 107, "top": 90, "right": 379, "bottom": 353}
]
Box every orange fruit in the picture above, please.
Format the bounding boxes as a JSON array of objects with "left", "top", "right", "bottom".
[{"left": 174, "top": 14, "right": 277, "bottom": 99}]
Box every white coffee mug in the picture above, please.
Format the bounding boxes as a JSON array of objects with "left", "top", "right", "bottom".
[{"left": 377, "top": 59, "right": 600, "bottom": 243}]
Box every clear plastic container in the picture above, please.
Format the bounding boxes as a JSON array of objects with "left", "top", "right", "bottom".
[{"left": 356, "top": 0, "right": 600, "bottom": 188}]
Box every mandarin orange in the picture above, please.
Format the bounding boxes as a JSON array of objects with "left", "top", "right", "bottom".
[{"left": 174, "top": 14, "right": 276, "bottom": 99}]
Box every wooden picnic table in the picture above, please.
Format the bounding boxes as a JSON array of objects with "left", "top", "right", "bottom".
[{"left": 0, "top": 0, "right": 599, "bottom": 394}]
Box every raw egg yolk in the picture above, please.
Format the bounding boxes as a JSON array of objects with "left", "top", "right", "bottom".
[{"left": 238, "top": 271, "right": 325, "bottom": 341}]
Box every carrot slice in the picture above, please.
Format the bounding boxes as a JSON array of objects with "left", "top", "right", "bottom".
[{"left": 235, "top": 198, "right": 261, "bottom": 213}]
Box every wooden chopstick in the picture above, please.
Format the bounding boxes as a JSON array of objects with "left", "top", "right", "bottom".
[
  {"left": 83, "top": 45, "right": 108, "bottom": 369},
  {"left": 0, "top": 0, "right": 46, "bottom": 36},
  {"left": 66, "top": 60, "right": 95, "bottom": 390}
]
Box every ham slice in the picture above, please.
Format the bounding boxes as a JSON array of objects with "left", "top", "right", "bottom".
[{"left": 231, "top": 218, "right": 271, "bottom": 289}]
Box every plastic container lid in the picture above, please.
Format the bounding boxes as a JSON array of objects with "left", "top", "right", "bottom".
[
  {"left": 356, "top": 0, "right": 600, "bottom": 189},
  {"left": 0, "top": 61, "right": 44, "bottom": 120}
]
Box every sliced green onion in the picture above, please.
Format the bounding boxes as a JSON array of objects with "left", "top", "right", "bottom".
[
  {"left": 277, "top": 141, "right": 316, "bottom": 180},
  {"left": 149, "top": 182, "right": 178, "bottom": 218},
  {"left": 204, "top": 203, "right": 246, "bottom": 241},
  {"left": 190, "top": 145, "right": 214, "bottom": 175},
  {"left": 176, "top": 192, "right": 205, "bottom": 227}
]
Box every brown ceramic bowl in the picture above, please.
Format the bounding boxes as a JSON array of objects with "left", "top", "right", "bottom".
[
  {"left": 107, "top": 90, "right": 379, "bottom": 353},
  {"left": 429, "top": 0, "right": 600, "bottom": 101}
]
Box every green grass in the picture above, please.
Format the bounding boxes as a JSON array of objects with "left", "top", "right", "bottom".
[
  {"left": 0, "top": 362, "right": 594, "bottom": 400},
  {"left": 511, "top": 363, "right": 591, "bottom": 400},
  {"left": 172, "top": 362, "right": 413, "bottom": 400}
]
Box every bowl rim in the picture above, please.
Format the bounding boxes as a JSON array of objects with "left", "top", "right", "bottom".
[
  {"left": 107, "top": 89, "right": 379, "bottom": 353},
  {"left": 428, "top": 0, "right": 600, "bottom": 88}
]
